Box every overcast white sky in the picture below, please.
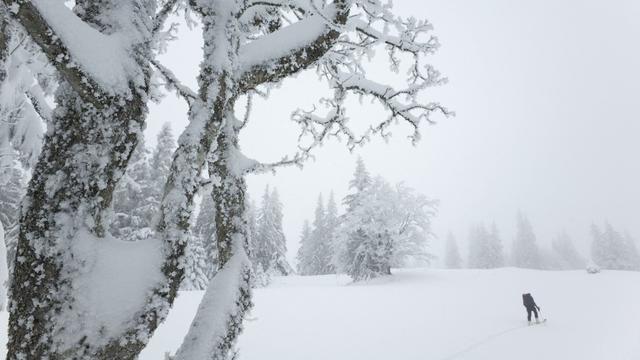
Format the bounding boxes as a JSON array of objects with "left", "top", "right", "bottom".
[{"left": 147, "top": 0, "right": 640, "bottom": 266}]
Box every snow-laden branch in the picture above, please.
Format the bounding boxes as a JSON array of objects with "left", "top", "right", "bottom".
[
  {"left": 293, "top": 67, "right": 451, "bottom": 150},
  {"left": 25, "top": 84, "right": 52, "bottom": 124},
  {"left": 151, "top": 58, "right": 198, "bottom": 106},
  {"left": 237, "top": 0, "right": 350, "bottom": 91},
  {"left": 153, "top": 0, "right": 182, "bottom": 35},
  {"left": 3, "top": 0, "right": 142, "bottom": 102}
]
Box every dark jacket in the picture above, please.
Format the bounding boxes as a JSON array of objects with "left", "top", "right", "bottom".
[{"left": 522, "top": 293, "right": 539, "bottom": 309}]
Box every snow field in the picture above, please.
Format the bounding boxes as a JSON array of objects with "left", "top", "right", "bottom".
[{"left": 138, "top": 268, "right": 640, "bottom": 360}]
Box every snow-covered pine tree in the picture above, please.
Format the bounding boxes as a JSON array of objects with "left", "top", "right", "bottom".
[
  {"left": 444, "top": 232, "right": 462, "bottom": 269},
  {"left": 323, "top": 192, "right": 339, "bottom": 274},
  {"left": 552, "top": 232, "right": 585, "bottom": 269},
  {"left": 487, "top": 223, "right": 505, "bottom": 268},
  {"left": 298, "top": 193, "right": 335, "bottom": 275},
  {"left": 0, "top": 157, "right": 25, "bottom": 274},
  {"left": 149, "top": 122, "right": 177, "bottom": 212},
  {"left": 111, "top": 137, "right": 153, "bottom": 241},
  {"left": 591, "top": 223, "right": 640, "bottom": 271},
  {"left": 512, "top": 212, "right": 542, "bottom": 269},
  {"left": 255, "top": 186, "right": 293, "bottom": 276},
  {"left": 467, "top": 224, "right": 491, "bottom": 269},
  {"left": 310, "top": 193, "right": 332, "bottom": 274},
  {"left": 296, "top": 220, "right": 314, "bottom": 275},
  {"left": 194, "top": 194, "right": 218, "bottom": 279},
  {"left": 181, "top": 234, "right": 210, "bottom": 291}
]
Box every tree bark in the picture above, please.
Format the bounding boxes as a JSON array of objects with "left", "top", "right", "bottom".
[{"left": 7, "top": 82, "right": 148, "bottom": 359}]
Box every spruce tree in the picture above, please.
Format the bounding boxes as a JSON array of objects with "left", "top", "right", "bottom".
[
  {"left": 468, "top": 224, "right": 491, "bottom": 269},
  {"left": 487, "top": 223, "right": 505, "bottom": 268},
  {"left": 181, "top": 235, "right": 210, "bottom": 291},
  {"left": 444, "top": 232, "right": 462, "bottom": 269},
  {"left": 296, "top": 220, "right": 313, "bottom": 275},
  {"left": 323, "top": 192, "right": 339, "bottom": 274},
  {"left": 194, "top": 194, "right": 217, "bottom": 278},
  {"left": 552, "top": 232, "right": 585, "bottom": 269},
  {"left": 255, "top": 186, "right": 292, "bottom": 276},
  {"left": 512, "top": 212, "right": 541, "bottom": 269},
  {"left": 0, "top": 158, "right": 25, "bottom": 270},
  {"left": 310, "top": 194, "right": 329, "bottom": 274},
  {"left": 111, "top": 138, "right": 153, "bottom": 241},
  {"left": 149, "top": 122, "right": 176, "bottom": 214},
  {"left": 591, "top": 223, "right": 640, "bottom": 271}
]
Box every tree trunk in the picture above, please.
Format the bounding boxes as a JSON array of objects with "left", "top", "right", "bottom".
[
  {"left": 7, "top": 82, "right": 148, "bottom": 359},
  {"left": 173, "top": 111, "right": 253, "bottom": 360}
]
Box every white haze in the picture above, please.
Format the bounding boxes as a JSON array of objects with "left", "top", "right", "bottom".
[{"left": 146, "top": 0, "right": 640, "bottom": 266}]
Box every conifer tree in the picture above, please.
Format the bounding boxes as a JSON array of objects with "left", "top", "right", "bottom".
[
  {"left": 512, "top": 212, "right": 541, "bottom": 269},
  {"left": 296, "top": 220, "right": 313, "bottom": 275},
  {"left": 194, "top": 194, "right": 217, "bottom": 279},
  {"left": 591, "top": 223, "right": 640, "bottom": 271},
  {"left": 255, "top": 186, "right": 292, "bottom": 276},
  {"left": 552, "top": 232, "right": 585, "bottom": 269},
  {"left": 444, "top": 232, "right": 462, "bottom": 269},
  {"left": 0, "top": 157, "right": 25, "bottom": 270},
  {"left": 111, "top": 138, "right": 153, "bottom": 241},
  {"left": 487, "top": 223, "right": 505, "bottom": 268},
  {"left": 468, "top": 224, "right": 491, "bottom": 269},
  {"left": 181, "top": 235, "right": 210, "bottom": 291},
  {"left": 149, "top": 123, "right": 176, "bottom": 213}
]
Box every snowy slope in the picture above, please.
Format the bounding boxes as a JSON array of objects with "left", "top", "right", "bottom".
[
  {"left": 139, "top": 268, "right": 640, "bottom": 360},
  {"left": 2, "top": 268, "right": 640, "bottom": 359}
]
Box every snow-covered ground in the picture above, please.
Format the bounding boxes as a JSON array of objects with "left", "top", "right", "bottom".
[{"left": 3, "top": 268, "right": 640, "bottom": 359}]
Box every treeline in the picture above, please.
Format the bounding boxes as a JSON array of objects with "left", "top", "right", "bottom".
[
  {"left": 16, "top": 123, "right": 292, "bottom": 290},
  {"left": 444, "top": 213, "right": 640, "bottom": 271},
  {"left": 296, "top": 158, "right": 437, "bottom": 281}
]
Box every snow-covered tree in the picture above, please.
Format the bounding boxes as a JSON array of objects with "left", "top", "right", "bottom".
[
  {"left": 3, "top": 0, "right": 448, "bottom": 357},
  {"left": 181, "top": 234, "right": 210, "bottom": 291},
  {"left": 551, "top": 232, "right": 585, "bottom": 269},
  {"left": 1, "top": 2, "right": 186, "bottom": 357},
  {"left": 255, "top": 186, "right": 293, "bottom": 276},
  {"left": 512, "top": 213, "right": 541, "bottom": 269},
  {"left": 335, "top": 161, "right": 436, "bottom": 281},
  {"left": 467, "top": 223, "right": 503, "bottom": 269},
  {"left": 194, "top": 193, "right": 218, "bottom": 278},
  {"left": 487, "top": 223, "right": 505, "bottom": 268},
  {"left": 149, "top": 122, "right": 176, "bottom": 211},
  {"left": 444, "top": 232, "right": 462, "bottom": 269},
  {"left": 110, "top": 138, "right": 154, "bottom": 241},
  {"left": 297, "top": 193, "right": 336, "bottom": 275},
  {"left": 296, "top": 220, "right": 314, "bottom": 275},
  {"left": 0, "top": 13, "right": 52, "bottom": 170},
  {"left": 467, "top": 224, "right": 490, "bottom": 269},
  {"left": 323, "top": 192, "right": 339, "bottom": 273},
  {"left": 0, "top": 158, "right": 25, "bottom": 273},
  {"left": 591, "top": 223, "right": 640, "bottom": 271}
]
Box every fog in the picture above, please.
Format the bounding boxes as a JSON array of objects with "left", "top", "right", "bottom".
[{"left": 147, "top": 0, "right": 640, "bottom": 265}]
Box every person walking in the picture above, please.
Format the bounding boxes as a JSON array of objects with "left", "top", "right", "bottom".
[{"left": 522, "top": 293, "right": 541, "bottom": 325}]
